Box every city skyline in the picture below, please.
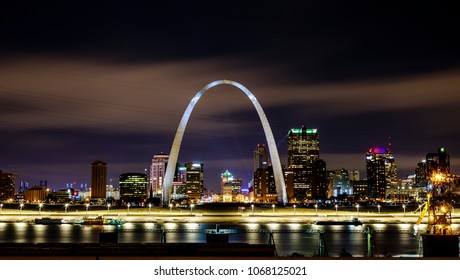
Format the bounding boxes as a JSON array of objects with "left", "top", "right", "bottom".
[{"left": 1, "top": 2, "right": 460, "bottom": 192}]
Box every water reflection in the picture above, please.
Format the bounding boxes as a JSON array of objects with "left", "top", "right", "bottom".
[{"left": 0, "top": 222, "right": 426, "bottom": 257}]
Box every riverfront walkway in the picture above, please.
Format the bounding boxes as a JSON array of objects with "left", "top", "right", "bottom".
[{"left": 1, "top": 203, "right": 459, "bottom": 225}]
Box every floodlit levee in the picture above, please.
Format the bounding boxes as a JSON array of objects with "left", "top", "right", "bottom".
[{"left": 162, "top": 80, "right": 287, "bottom": 205}]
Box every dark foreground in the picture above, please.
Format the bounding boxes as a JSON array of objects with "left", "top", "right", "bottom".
[{"left": 0, "top": 242, "right": 276, "bottom": 260}]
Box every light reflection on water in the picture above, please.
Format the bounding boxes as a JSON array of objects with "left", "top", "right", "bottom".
[{"left": 0, "top": 222, "right": 441, "bottom": 257}]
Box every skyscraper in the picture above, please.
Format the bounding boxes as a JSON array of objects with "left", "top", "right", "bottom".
[
  {"left": 150, "top": 152, "right": 169, "bottom": 197},
  {"left": 426, "top": 147, "right": 450, "bottom": 175},
  {"left": 253, "top": 144, "right": 269, "bottom": 172},
  {"left": 0, "top": 170, "right": 16, "bottom": 200},
  {"left": 185, "top": 162, "right": 203, "bottom": 203},
  {"left": 91, "top": 160, "right": 107, "bottom": 199},
  {"left": 416, "top": 147, "right": 451, "bottom": 187},
  {"left": 221, "top": 170, "right": 234, "bottom": 201},
  {"left": 332, "top": 168, "right": 352, "bottom": 197},
  {"left": 287, "top": 126, "right": 327, "bottom": 201},
  {"left": 119, "top": 173, "right": 149, "bottom": 203},
  {"left": 288, "top": 127, "right": 319, "bottom": 169},
  {"left": 221, "top": 170, "right": 243, "bottom": 202},
  {"left": 365, "top": 147, "right": 397, "bottom": 200},
  {"left": 253, "top": 165, "right": 277, "bottom": 203}
]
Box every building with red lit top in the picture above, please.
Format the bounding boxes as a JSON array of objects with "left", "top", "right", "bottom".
[{"left": 365, "top": 147, "right": 397, "bottom": 200}]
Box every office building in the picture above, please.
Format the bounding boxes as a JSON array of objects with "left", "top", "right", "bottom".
[
  {"left": 24, "top": 186, "right": 48, "bottom": 203},
  {"left": 254, "top": 144, "right": 269, "bottom": 172},
  {"left": 0, "top": 170, "right": 16, "bottom": 200},
  {"left": 253, "top": 165, "right": 277, "bottom": 203},
  {"left": 426, "top": 147, "right": 450, "bottom": 176},
  {"left": 119, "top": 173, "right": 149, "bottom": 203},
  {"left": 150, "top": 152, "right": 169, "bottom": 197},
  {"left": 415, "top": 147, "right": 451, "bottom": 187},
  {"left": 221, "top": 170, "right": 234, "bottom": 202},
  {"left": 91, "top": 160, "right": 107, "bottom": 199},
  {"left": 287, "top": 126, "right": 328, "bottom": 201},
  {"left": 185, "top": 162, "right": 203, "bottom": 203},
  {"left": 365, "top": 147, "right": 397, "bottom": 200},
  {"left": 221, "top": 170, "right": 243, "bottom": 202},
  {"left": 332, "top": 168, "right": 352, "bottom": 197}
]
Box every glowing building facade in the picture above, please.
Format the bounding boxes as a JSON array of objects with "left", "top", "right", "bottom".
[
  {"left": 119, "top": 173, "right": 149, "bottom": 203},
  {"left": 365, "top": 147, "right": 397, "bottom": 200},
  {"left": 150, "top": 152, "right": 169, "bottom": 197},
  {"left": 287, "top": 126, "right": 328, "bottom": 201},
  {"left": 185, "top": 162, "right": 203, "bottom": 203}
]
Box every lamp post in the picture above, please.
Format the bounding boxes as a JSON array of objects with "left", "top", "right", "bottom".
[
  {"left": 272, "top": 204, "right": 275, "bottom": 215},
  {"left": 377, "top": 204, "right": 381, "bottom": 214},
  {"left": 20, "top": 203, "right": 24, "bottom": 214},
  {"left": 127, "top": 203, "right": 130, "bottom": 215},
  {"left": 190, "top": 204, "right": 194, "bottom": 215},
  {"left": 335, "top": 204, "right": 338, "bottom": 216},
  {"left": 251, "top": 204, "right": 254, "bottom": 215},
  {"left": 169, "top": 204, "right": 173, "bottom": 215},
  {"left": 293, "top": 204, "right": 296, "bottom": 216},
  {"left": 39, "top": 203, "right": 43, "bottom": 216},
  {"left": 107, "top": 203, "right": 111, "bottom": 215},
  {"left": 403, "top": 204, "right": 406, "bottom": 217},
  {"left": 148, "top": 203, "right": 152, "bottom": 215},
  {"left": 315, "top": 204, "right": 318, "bottom": 216},
  {"left": 64, "top": 203, "right": 69, "bottom": 214},
  {"left": 85, "top": 203, "right": 89, "bottom": 215},
  {"left": 356, "top": 204, "right": 360, "bottom": 217},
  {"left": 0, "top": 203, "right": 3, "bottom": 214}
]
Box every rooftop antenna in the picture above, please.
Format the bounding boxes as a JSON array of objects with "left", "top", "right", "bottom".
[{"left": 387, "top": 136, "right": 392, "bottom": 153}]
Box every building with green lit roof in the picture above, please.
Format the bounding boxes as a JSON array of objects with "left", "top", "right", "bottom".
[{"left": 287, "top": 126, "right": 328, "bottom": 201}]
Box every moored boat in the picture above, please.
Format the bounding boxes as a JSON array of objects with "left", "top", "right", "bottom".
[
  {"left": 34, "top": 217, "right": 64, "bottom": 224},
  {"left": 82, "top": 216, "right": 105, "bottom": 225},
  {"left": 315, "top": 217, "right": 363, "bottom": 226},
  {"left": 80, "top": 216, "right": 124, "bottom": 225}
]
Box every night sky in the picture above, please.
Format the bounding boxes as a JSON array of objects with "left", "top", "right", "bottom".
[{"left": 1, "top": 1, "right": 460, "bottom": 193}]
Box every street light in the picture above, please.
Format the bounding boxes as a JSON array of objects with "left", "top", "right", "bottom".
[
  {"left": 190, "top": 204, "right": 194, "bottom": 215},
  {"left": 293, "top": 204, "right": 296, "bottom": 216},
  {"left": 0, "top": 203, "right": 3, "bottom": 214},
  {"left": 169, "top": 203, "right": 173, "bottom": 215},
  {"left": 272, "top": 204, "right": 275, "bottom": 215},
  {"left": 251, "top": 204, "right": 254, "bottom": 215},
  {"left": 149, "top": 203, "right": 152, "bottom": 215},
  {"left": 377, "top": 204, "right": 381, "bottom": 214},
  {"left": 314, "top": 204, "right": 318, "bottom": 216},
  {"left": 39, "top": 203, "right": 43, "bottom": 216},
  {"left": 127, "top": 203, "right": 131, "bottom": 215},
  {"left": 20, "top": 203, "right": 24, "bottom": 214},
  {"left": 64, "top": 203, "right": 69, "bottom": 214},
  {"left": 356, "top": 204, "right": 360, "bottom": 217},
  {"left": 85, "top": 203, "right": 89, "bottom": 215},
  {"left": 335, "top": 204, "right": 338, "bottom": 216},
  {"left": 107, "top": 203, "right": 111, "bottom": 215},
  {"left": 403, "top": 204, "right": 406, "bottom": 217}
]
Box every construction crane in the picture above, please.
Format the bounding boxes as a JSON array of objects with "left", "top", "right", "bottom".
[{"left": 414, "top": 173, "right": 456, "bottom": 235}]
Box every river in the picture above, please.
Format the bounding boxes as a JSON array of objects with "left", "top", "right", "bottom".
[{"left": 0, "top": 221, "right": 444, "bottom": 257}]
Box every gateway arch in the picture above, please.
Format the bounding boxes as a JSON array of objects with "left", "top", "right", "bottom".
[{"left": 162, "top": 80, "right": 287, "bottom": 205}]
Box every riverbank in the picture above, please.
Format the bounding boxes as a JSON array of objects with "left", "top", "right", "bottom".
[{"left": 1, "top": 209, "right": 458, "bottom": 225}]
